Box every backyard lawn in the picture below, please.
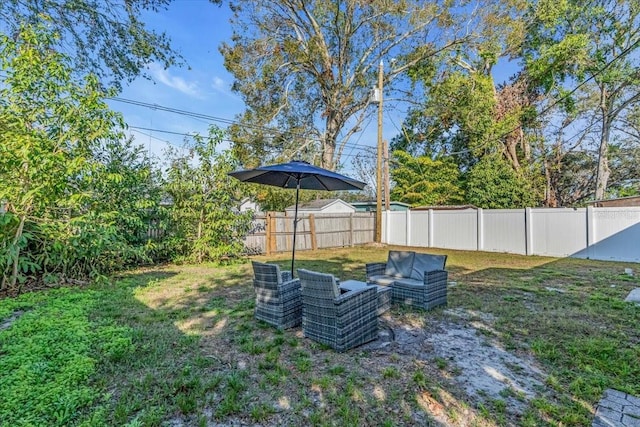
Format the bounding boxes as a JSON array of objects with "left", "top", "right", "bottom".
[{"left": 1, "top": 246, "right": 639, "bottom": 426}]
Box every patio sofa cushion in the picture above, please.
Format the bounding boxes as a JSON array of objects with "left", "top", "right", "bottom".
[
  {"left": 366, "top": 275, "right": 397, "bottom": 287},
  {"left": 393, "top": 270, "right": 448, "bottom": 310},
  {"left": 393, "top": 278, "right": 423, "bottom": 287},
  {"left": 411, "top": 253, "right": 447, "bottom": 281},
  {"left": 384, "top": 250, "right": 415, "bottom": 278}
]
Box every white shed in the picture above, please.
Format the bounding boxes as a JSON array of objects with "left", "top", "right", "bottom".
[
  {"left": 285, "top": 198, "right": 356, "bottom": 215},
  {"left": 239, "top": 198, "right": 263, "bottom": 214}
]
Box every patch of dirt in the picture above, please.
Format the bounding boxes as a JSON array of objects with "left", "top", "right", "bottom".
[
  {"left": 188, "top": 305, "right": 550, "bottom": 426},
  {"left": 361, "top": 308, "right": 548, "bottom": 419}
]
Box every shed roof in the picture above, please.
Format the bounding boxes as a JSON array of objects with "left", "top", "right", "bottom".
[{"left": 285, "top": 198, "right": 352, "bottom": 211}]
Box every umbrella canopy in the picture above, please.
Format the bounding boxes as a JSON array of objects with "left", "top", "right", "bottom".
[
  {"left": 228, "top": 160, "right": 366, "bottom": 191},
  {"left": 229, "top": 160, "right": 366, "bottom": 275}
]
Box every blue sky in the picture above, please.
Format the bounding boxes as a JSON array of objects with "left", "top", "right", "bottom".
[
  {"left": 107, "top": 1, "right": 521, "bottom": 175},
  {"left": 106, "top": 1, "right": 245, "bottom": 160},
  {"left": 106, "top": 0, "right": 405, "bottom": 175}
]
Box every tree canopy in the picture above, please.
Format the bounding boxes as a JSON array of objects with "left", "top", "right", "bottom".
[
  {"left": 221, "top": 0, "right": 474, "bottom": 169},
  {"left": 523, "top": 0, "right": 640, "bottom": 200},
  {"left": 0, "top": 0, "right": 218, "bottom": 89}
]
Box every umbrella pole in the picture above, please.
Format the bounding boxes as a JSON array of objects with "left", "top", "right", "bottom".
[{"left": 291, "top": 181, "right": 300, "bottom": 276}]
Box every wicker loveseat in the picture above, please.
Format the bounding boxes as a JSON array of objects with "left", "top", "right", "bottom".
[
  {"left": 297, "top": 269, "right": 378, "bottom": 352},
  {"left": 251, "top": 261, "right": 302, "bottom": 330},
  {"left": 365, "top": 250, "right": 448, "bottom": 310}
]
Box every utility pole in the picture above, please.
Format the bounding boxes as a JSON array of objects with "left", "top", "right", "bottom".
[{"left": 375, "top": 60, "right": 383, "bottom": 243}]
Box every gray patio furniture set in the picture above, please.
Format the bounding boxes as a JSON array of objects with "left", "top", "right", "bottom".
[
  {"left": 366, "top": 250, "right": 448, "bottom": 311},
  {"left": 251, "top": 250, "right": 448, "bottom": 351}
]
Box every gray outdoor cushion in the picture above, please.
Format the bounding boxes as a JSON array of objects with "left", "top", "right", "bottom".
[
  {"left": 410, "top": 253, "right": 447, "bottom": 281},
  {"left": 393, "top": 278, "right": 424, "bottom": 288},
  {"left": 384, "top": 250, "right": 415, "bottom": 278},
  {"left": 367, "top": 275, "right": 397, "bottom": 287}
]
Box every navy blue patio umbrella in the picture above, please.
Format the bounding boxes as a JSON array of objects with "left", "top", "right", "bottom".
[{"left": 228, "top": 160, "right": 367, "bottom": 275}]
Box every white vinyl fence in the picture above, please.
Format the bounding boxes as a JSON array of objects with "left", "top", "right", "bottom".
[{"left": 382, "top": 207, "right": 640, "bottom": 263}]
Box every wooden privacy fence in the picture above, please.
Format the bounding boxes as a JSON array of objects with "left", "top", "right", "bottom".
[{"left": 244, "top": 212, "right": 375, "bottom": 255}]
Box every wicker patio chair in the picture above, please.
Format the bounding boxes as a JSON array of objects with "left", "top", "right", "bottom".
[
  {"left": 297, "top": 268, "right": 378, "bottom": 352},
  {"left": 251, "top": 261, "right": 302, "bottom": 330}
]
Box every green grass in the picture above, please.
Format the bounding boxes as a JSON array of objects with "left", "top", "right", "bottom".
[{"left": 0, "top": 246, "right": 639, "bottom": 426}]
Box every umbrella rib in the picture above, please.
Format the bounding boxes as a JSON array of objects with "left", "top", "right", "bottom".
[
  {"left": 284, "top": 173, "right": 301, "bottom": 188},
  {"left": 317, "top": 178, "right": 331, "bottom": 191}
]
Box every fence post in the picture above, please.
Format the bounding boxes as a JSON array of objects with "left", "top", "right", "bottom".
[
  {"left": 477, "top": 208, "right": 483, "bottom": 251},
  {"left": 586, "top": 206, "right": 595, "bottom": 259},
  {"left": 525, "top": 208, "right": 533, "bottom": 256},
  {"left": 405, "top": 209, "right": 411, "bottom": 247},
  {"left": 309, "top": 214, "right": 317, "bottom": 250},
  {"left": 265, "top": 212, "right": 273, "bottom": 255},
  {"left": 349, "top": 213, "right": 354, "bottom": 247},
  {"left": 384, "top": 210, "right": 390, "bottom": 244},
  {"left": 428, "top": 209, "right": 434, "bottom": 248}
]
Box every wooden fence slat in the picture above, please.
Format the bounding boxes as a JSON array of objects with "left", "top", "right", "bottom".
[{"left": 309, "top": 214, "right": 317, "bottom": 250}]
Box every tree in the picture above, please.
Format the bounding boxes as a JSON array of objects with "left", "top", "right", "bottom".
[
  {"left": 465, "top": 155, "right": 540, "bottom": 208},
  {"left": 393, "top": 0, "right": 533, "bottom": 167},
  {"left": 524, "top": 0, "right": 640, "bottom": 200},
  {"left": 163, "top": 127, "right": 253, "bottom": 263},
  {"left": 351, "top": 150, "right": 378, "bottom": 200},
  {"left": 532, "top": 103, "right": 601, "bottom": 206},
  {"left": 86, "top": 137, "right": 163, "bottom": 250},
  {"left": 390, "top": 151, "right": 464, "bottom": 207},
  {"left": 388, "top": 0, "right": 551, "bottom": 212},
  {"left": 0, "top": 24, "right": 126, "bottom": 290},
  {"left": 221, "top": 0, "right": 473, "bottom": 170},
  {"left": 0, "top": 0, "right": 209, "bottom": 89}
]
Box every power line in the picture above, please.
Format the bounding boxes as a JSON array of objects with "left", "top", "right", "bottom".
[
  {"left": 111, "top": 96, "right": 378, "bottom": 156},
  {"left": 127, "top": 125, "right": 376, "bottom": 157},
  {"left": 109, "top": 28, "right": 640, "bottom": 167}
]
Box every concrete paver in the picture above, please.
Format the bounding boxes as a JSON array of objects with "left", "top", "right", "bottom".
[
  {"left": 624, "top": 288, "right": 640, "bottom": 304},
  {"left": 594, "top": 389, "right": 640, "bottom": 427}
]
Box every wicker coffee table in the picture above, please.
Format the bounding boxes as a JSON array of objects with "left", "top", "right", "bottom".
[{"left": 339, "top": 280, "right": 391, "bottom": 315}]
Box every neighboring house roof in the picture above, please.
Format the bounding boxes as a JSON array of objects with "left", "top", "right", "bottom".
[
  {"left": 351, "top": 200, "right": 410, "bottom": 208},
  {"left": 411, "top": 204, "right": 478, "bottom": 211},
  {"left": 587, "top": 195, "right": 640, "bottom": 207},
  {"left": 285, "top": 198, "right": 354, "bottom": 212}
]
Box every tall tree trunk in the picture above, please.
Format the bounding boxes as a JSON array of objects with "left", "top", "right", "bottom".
[
  {"left": 323, "top": 112, "right": 339, "bottom": 170},
  {"left": 197, "top": 209, "right": 204, "bottom": 263},
  {"left": 595, "top": 87, "right": 612, "bottom": 200},
  {"left": 594, "top": 123, "right": 611, "bottom": 200},
  {"left": 543, "top": 158, "right": 557, "bottom": 207},
  {"left": 9, "top": 213, "right": 27, "bottom": 290}
]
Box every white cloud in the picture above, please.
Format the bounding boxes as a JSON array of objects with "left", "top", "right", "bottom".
[
  {"left": 210, "top": 75, "right": 243, "bottom": 103},
  {"left": 212, "top": 76, "right": 226, "bottom": 91},
  {"left": 148, "top": 63, "right": 203, "bottom": 99}
]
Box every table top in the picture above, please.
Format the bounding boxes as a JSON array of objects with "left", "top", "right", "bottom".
[
  {"left": 339, "top": 280, "right": 392, "bottom": 293},
  {"left": 339, "top": 279, "right": 368, "bottom": 291}
]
